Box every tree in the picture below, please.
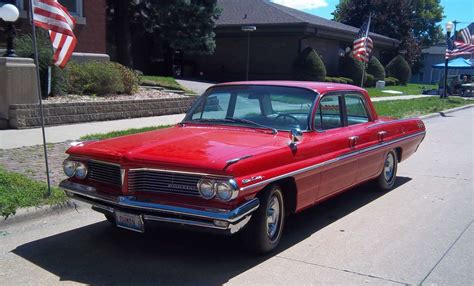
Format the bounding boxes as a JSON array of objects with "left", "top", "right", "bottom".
[
  {"left": 107, "top": 0, "right": 221, "bottom": 74},
  {"left": 294, "top": 47, "right": 327, "bottom": 81},
  {"left": 386, "top": 55, "right": 412, "bottom": 85},
  {"left": 333, "top": 0, "right": 443, "bottom": 68}
]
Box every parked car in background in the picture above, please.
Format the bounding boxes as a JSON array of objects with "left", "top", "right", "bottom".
[{"left": 60, "top": 81, "right": 426, "bottom": 253}]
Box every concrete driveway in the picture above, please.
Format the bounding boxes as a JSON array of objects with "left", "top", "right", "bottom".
[{"left": 0, "top": 108, "right": 472, "bottom": 285}]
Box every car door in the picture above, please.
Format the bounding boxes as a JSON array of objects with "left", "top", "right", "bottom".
[
  {"left": 314, "top": 92, "right": 357, "bottom": 200},
  {"left": 344, "top": 92, "right": 385, "bottom": 182}
]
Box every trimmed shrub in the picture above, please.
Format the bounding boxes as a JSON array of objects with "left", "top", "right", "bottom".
[
  {"left": 365, "top": 74, "right": 376, "bottom": 87},
  {"left": 386, "top": 55, "right": 412, "bottom": 85},
  {"left": 386, "top": 76, "right": 400, "bottom": 85},
  {"left": 367, "top": 56, "right": 385, "bottom": 81},
  {"left": 340, "top": 53, "right": 366, "bottom": 86},
  {"left": 15, "top": 31, "right": 66, "bottom": 96},
  {"left": 339, "top": 77, "right": 353, "bottom": 84},
  {"left": 66, "top": 61, "right": 125, "bottom": 95},
  {"left": 294, "top": 47, "right": 327, "bottom": 81},
  {"left": 113, "top": 63, "right": 140, "bottom": 94}
]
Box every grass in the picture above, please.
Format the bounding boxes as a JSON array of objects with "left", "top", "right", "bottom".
[
  {"left": 140, "top": 75, "right": 196, "bottom": 95},
  {"left": 374, "top": 97, "right": 472, "bottom": 118},
  {"left": 80, "top": 125, "right": 172, "bottom": 140},
  {"left": 366, "top": 83, "right": 437, "bottom": 97},
  {"left": 0, "top": 167, "right": 67, "bottom": 219}
]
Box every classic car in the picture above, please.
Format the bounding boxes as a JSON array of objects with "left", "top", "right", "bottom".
[{"left": 60, "top": 81, "right": 426, "bottom": 253}]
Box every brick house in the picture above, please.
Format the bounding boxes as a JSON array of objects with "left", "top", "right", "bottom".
[
  {"left": 0, "top": 0, "right": 106, "bottom": 56},
  {"left": 181, "top": 0, "right": 400, "bottom": 81}
]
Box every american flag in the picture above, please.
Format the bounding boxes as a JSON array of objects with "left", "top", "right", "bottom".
[
  {"left": 445, "top": 27, "right": 474, "bottom": 59},
  {"left": 32, "top": 0, "right": 77, "bottom": 68},
  {"left": 353, "top": 16, "right": 373, "bottom": 63}
]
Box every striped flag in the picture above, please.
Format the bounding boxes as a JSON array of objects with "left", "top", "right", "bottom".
[
  {"left": 353, "top": 16, "right": 373, "bottom": 63},
  {"left": 32, "top": 0, "right": 77, "bottom": 68},
  {"left": 446, "top": 27, "right": 474, "bottom": 59}
]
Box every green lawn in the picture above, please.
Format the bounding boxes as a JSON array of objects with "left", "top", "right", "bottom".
[
  {"left": 366, "top": 83, "right": 437, "bottom": 97},
  {"left": 0, "top": 168, "right": 67, "bottom": 219},
  {"left": 140, "top": 75, "right": 196, "bottom": 94},
  {"left": 374, "top": 97, "right": 472, "bottom": 118},
  {"left": 80, "top": 125, "right": 172, "bottom": 140}
]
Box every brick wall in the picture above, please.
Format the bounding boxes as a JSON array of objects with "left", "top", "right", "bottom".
[
  {"left": 74, "top": 0, "right": 107, "bottom": 53},
  {"left": 8, "top": 97, "right": 196, "bottom": 128}
]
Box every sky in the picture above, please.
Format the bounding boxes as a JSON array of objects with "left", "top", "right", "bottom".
[{"left": 272, "top": 0, "right": 473, "bottom": 32}]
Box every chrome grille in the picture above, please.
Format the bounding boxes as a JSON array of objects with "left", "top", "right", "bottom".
[
  {"left": 88, "top": 161, "right": 122, "bottom": 186},
  {"left": 128, "top": 170, "right": 202, "bottom": 197}
]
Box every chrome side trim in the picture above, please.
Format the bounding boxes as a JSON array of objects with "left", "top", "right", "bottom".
[
  {"left": 240, "top": 131, "right": 426, "bottom": 191},
  {"left": 60, "top": 180, "right": 259, "bottom": 224},
  {"left": 367, "top": 118, "right": 418, "bottom": 128}
]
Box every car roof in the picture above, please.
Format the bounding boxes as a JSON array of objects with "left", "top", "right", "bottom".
[{"left": 211, "top": 81, "right": 366, "bottom": 94}]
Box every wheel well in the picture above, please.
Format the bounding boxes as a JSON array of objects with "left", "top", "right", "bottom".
[
  {"left": 395, "top": 147, "right": 402, "bottom": 162},
  {"left": 273, "top": 177, "right": 297, "bottom": 214}
]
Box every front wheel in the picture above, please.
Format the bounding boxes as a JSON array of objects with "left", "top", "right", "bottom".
[
  {"left": 242, "top": 185, "right": 285, "bottom": 254},
  {"left": 375, "top": 150, "right": 398, "bottom": 191}
]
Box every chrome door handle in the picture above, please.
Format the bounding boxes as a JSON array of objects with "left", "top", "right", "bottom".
[
  {"left": 349, "top": 136, "right": 359, "bottom": 147},
  {"left": 378, "top": 131, "right": 387, "bottom": 142}
]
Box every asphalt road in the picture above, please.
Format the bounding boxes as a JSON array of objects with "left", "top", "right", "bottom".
[{"left": 1, "top": 108, "right": 473, "bottom": 285}]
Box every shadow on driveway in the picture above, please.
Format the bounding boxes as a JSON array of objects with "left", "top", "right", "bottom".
[{"left": 13, "top": 177, "right": 411, "bottom": 285}]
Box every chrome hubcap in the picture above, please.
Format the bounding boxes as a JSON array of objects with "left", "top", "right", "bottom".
[
  {"left": 266, "top": 195, "right": 281, "bottom": 239},
  {"left": 384, "top": 153, "right": 395, "bottom": 182}
]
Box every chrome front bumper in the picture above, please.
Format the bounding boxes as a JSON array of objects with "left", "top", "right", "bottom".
[{"left": 59, "top": 180, "right": 259, "bottom": 234}]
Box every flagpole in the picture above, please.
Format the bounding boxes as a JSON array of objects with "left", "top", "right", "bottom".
[
  {"left": 28, "top": 0, "right": 52, "bottom": 196},
  {"left": 360, "top": 13, "right": 372, "bottom": 88}
]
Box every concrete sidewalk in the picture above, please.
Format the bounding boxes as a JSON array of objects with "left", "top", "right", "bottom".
[{"left": 0, "top": 113, "right": 185, "bottom": 149}]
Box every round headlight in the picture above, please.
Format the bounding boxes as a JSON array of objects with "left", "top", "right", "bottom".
[
  {"left": 198, "top": 179, "right": 215, "bottom": 199},
  {"left": 215, "top": 181, "right": 238, "bottom": 201},
  {"left": 63, "top": 160, "right": 76, "bottom": 177},
  {"left": 75, "top": 162, "right": 88, "bottom": 179}
]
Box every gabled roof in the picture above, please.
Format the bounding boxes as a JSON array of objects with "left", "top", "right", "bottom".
[{"left": 216, "top": 0, "right": 399, "bottom": 44}]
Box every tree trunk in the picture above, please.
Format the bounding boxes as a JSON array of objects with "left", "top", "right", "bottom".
[
  {"left": 162, "top": 43, "right": 174, "bottom": 76},
  {"left": 114, "top": 0, "right": 132, "bottom": 67}
]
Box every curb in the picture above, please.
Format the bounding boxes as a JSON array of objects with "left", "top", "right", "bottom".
[
  {"left": 0, "top": 200, "right": 86, "bottom": 227},
  {"left": 419, "top": 104, "right": 474, "bottom": 120}
]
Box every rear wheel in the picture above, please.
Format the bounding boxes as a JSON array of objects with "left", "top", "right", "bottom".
[
  {"left": 242, "top": 185, "right": 285, "bottom": 254},
  {"left": 375, "top": 150, "right": 398, "bottom": 190}
]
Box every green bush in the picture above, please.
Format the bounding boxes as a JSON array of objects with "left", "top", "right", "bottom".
[
  {"left": 15, "top": 31, "right": 66, "bottom": 96},
  {"left": 294, "top": 47, "right": 327, "bottom": 81},
  {"left": 340, "top": 53, "right": 366, "bottom": 86},
  {"left": 365, "top": 74, "right": 376, "bottom": 87},
  {"left": 339, "top": 77, "right": 353, "bottom": 84},
  {"left": 386, "top": 76, "right": 400, "bottom": 86},
  {"left": 367, "top": 56, "right": 385, "bottom": 81},
  {"left": 66, "top": 61, "right": 139, "bottom": 95},
  {"left": 386, "top": 55, "right": 412, "bottom": 85},
  {"left": 113, "top": 63, "right": 140, "bottom": 94}
]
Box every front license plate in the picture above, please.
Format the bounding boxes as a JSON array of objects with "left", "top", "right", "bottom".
[{"left": 115, "top": 211, "right": 145, "bottom": 233}]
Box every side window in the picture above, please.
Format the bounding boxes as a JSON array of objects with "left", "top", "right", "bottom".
[
  {"left": 314, "top": 94, "right": 343, "bottom": 130},
  {"left": 345, "top": 94, "right": 369, "bottom": 125}
]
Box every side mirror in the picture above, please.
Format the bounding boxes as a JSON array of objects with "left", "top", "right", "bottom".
[{"left": 289, "top": 128, "right": 303, "bottom": 146}]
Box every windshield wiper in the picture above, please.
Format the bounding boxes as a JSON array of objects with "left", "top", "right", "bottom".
[{"left": 224, "top": 117, "right": 278, "bottom": 134}]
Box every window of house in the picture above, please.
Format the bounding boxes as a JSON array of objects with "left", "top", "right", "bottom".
[
  {"left": 59, "top": 0, "right": 83, "bottom": 16},
  {"left": 315, "top": 94, "right": 343, "bottom": 130}
]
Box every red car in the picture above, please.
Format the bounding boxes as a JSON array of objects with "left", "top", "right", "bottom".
[{"left": 60, "top": 81, "right": 425, "bottom": 253}]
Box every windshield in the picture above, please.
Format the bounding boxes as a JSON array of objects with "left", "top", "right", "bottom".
[{"left": 184, "top": 85, "right": 317, "bottom": 131}]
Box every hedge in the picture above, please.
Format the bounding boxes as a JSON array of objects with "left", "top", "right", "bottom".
[
  {"left": 386, "top": 55, "right": 412, "bottom": 85},
  {"left": 340, "top": 53, "right": 366, "bottom": 86},
  {"left": 367, "top": 56, "right": 385, "bottom": 81},
  {"left": 294, "top": 47, "right": 327, "bottom": 81}
]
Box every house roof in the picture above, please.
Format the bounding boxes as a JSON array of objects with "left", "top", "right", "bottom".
[{"left": 215, "top": 0, "right": 399, "bottom": 44}]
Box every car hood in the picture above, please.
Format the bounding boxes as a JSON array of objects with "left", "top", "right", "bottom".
[{"left": 67, "top": 125, "right": 288, "bottom": 173}]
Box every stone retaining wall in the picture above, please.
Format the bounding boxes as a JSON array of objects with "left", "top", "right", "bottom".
[{"left": 8, "top": 97, "right": 196, "bottom": 129}]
